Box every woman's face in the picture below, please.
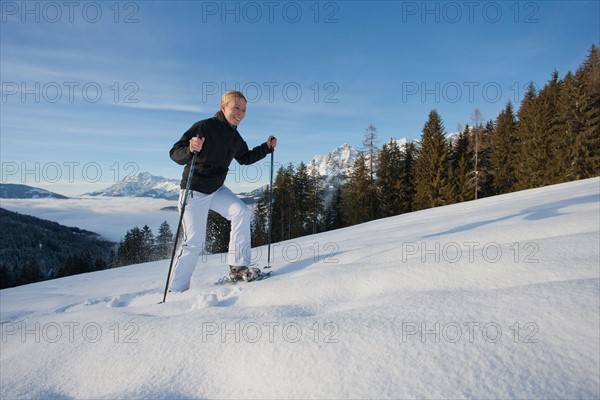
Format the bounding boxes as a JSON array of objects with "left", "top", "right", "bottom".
[{"left": 222, "top": 97, "right": 247, "bottom": 126}]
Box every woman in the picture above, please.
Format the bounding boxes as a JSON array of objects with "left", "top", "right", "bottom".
[{"left": 168, "top": 90, "right": 277, "bottom": 292}]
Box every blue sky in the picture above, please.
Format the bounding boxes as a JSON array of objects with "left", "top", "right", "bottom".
[{"left": 1, "top": 0, "right": 598, "bottom": 196}]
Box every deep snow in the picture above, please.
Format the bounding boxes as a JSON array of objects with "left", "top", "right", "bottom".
[{"left": 1, "top": 178, "right": 599, "bottom": 399}]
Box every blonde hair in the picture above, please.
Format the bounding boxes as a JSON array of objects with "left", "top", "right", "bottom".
[{"left": 221, "top": 90, "right": 247, "bottom": 108}]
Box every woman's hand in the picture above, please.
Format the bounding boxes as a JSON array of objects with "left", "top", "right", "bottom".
[{"left": 189, "top": 136, "right": 205, "bottom": 153}]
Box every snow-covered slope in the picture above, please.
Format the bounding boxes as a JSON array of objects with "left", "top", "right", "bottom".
[
  {"left": 1, "top": 178, "right": 599, "bottom": 399},
  {"left": 84, "top": 172, "right": 180, "bottom": 200}
]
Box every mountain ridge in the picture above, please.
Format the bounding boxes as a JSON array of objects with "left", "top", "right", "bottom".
[
  {"left": 0, "top": 183, "right": 69, "bottom": 199},
  {"left": 83, "top": 171, "right": 181, "bottom": 200}
]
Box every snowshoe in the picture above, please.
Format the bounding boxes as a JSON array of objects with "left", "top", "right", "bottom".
[
  {"left": 229, "top": 265, "right": 248, "bottom": 281},
  {"left": 229, "top": 266, "right": 262, "bottom": 282},
  {"left": 244, "top": 267, "right": 261, "bottom": 282},
  {"left": 229, "top": 265, "right": 261, "bottom": 282},
  {"left": 216, "top": 268, "right": 271, "bottom": 285}
]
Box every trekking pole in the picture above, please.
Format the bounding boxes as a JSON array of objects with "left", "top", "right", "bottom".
[
  {"left": 161, "top": 143, "right": 199, "bottom": 303},
  {"left": 265, "top": 144, "right": 275, "bottom": 269}
]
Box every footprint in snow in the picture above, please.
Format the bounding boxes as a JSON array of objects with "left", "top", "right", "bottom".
[
  {"left": 192, "top": 287, "right": 242, "bottom": 309},
  {"left": 55, "top": 290, "right": 159, "bottom": 313},
  {"left": 108, "top": 290, "right": 157, "bottom": 308},
  {"left": 193, "top": 293, "right": 220, "bottom": 309}
]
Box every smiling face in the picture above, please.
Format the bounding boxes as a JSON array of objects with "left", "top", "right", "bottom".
[{"left": 221, "top": 96, "right": 247, "bottom": 126}]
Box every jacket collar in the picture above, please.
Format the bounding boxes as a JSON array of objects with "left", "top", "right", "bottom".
[{"left": 214, "top": 110, "right": 237, "bottom": 130}]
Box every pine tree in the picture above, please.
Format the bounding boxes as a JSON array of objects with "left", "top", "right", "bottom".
[
  {"left": 363, "top": 125, "right": 380, "bottom": 182},
  {"left": 251, "top": 186, "right": 270, "bottom": 246},
  {"left": 399, "top": 141, "right": 417, "bottom": 214},
  {"left": 292, "top": 162, "right": 311, "bottom": 237},
  {"left": 0, "top": 263, "right": 15, "bottom": 289},
  {"left": 340, "top": 153, "right": 372, "bottom": 226},
  {"left": 10, "top": 264, "right": 24, "bottom": 287},
  {"left": 57, "top": 254, "right": 77, "bottom": 277},
  {"left": 272, "top": 164, "right": 296, "bottom": 241},
  {"left": 362, "top": 125, "right": 380, "bottom": 220},
  {"left": 94, "top": 256, "right": 107, "bottom": 272},
  {"left": 413, "top": 110, "right": 451, "bottom": 210},
  {"left": 323, "top": 186, "right": 343, "bottom": 231},
  {"left": 489, "top": 101, "right": 518, "bottom": 194},
  {"left": 57, "top": 251, "right": 98, "bottom": 277},
  {"left": 117, "top": 226, "right": 146, "bottom": 265},
  {"left": 516, "top": 74, "right": 569, "bottom": 188},
  {"left": 448, "top": 125, "right": 474, "bottom": 203},
  {"left": 470, "top": 109, "right": 485, "bottom": 200},
  {"left": 306, "top": 165, "right": 325, "bottom": 234},
  {"left": 141, "top": 225, "right": 156, "bottom": 260},
  {"left": 571, "top": 45, "right": 600, "bottom": 179},
  {"left": 20, "top": 257, "right": 43, "bottom": 283},
  {"left": 477, "top": 120, "right": 495, "bottom": 198},
  {"left": 108, "top": 249, "right": 118, "bottom": 268},
  {"left": 206, "top": 211, "right": 231, "bottom": 254},
  {"left": 376, "top": 139, "right": 404, "bottom": 217},
  {"left": 155, "top": 221, "right": 174, "bottom": 260},
  {"left": 514, "top": 82, "right": 540, "bottom": 190},
  {"left": 270, "top": 162, "right": 326, "bottom": 239},
  {"left": 560, "top": 70, "right": 583, "bottom": 181},
  {"left": 538, "top": 71, "right": 565, "bottom": 184}
]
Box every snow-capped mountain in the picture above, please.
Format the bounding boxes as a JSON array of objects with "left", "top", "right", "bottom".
[
  {"left": 308, "top": 143, "right": 359, "bottom": 179},
  {"left": 84, "top": 172, "right": 180, "bottom": 200},
  {"left": 306, "top": 143, "right": 360, "bottom": 205},
  {"left": 0, "top": 183, "right": 68, "bottom": 199},
  {"left": 84, "top": 171, "right": 263, "bottom": 205},
  {"left": 391, "top": 137, "right": 410, "bottom": 149},
  {"left": 307, "top": 139, "right": 411, "bottom": 182},
  {"left": 307, "top": 140, "right": 411, "bottom": 200}
]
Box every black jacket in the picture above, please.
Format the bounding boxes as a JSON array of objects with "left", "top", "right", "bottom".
[{"left": 170, "top": 111, "right": 273, "bottom": 194}]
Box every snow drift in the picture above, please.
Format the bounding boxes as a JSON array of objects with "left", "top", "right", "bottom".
[{"left": 1, "top": 178, "right": 599, "bottom": 399}]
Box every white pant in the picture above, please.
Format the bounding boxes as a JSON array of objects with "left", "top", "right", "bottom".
[{"left": 169, "top": 185, "right": 252, "bottom": 292}]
